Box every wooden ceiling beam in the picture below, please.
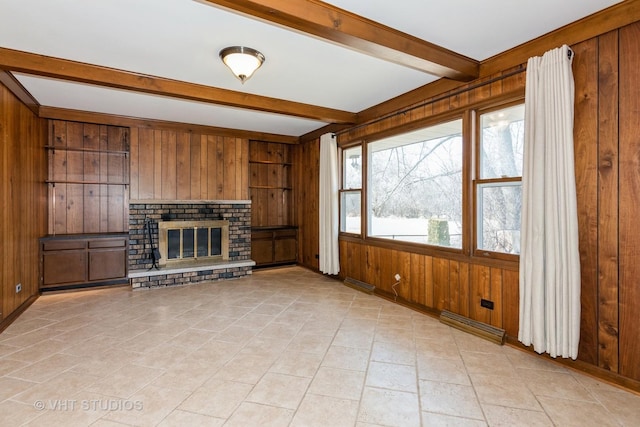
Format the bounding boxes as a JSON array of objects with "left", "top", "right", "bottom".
[
  {"left": 0, "top": 70, "right": 40, "bottom": 115},
  {"left": 0, "top": 47, "right": 357, "bottom": 124},
  {"left": 356, "top": 0, "right": 640, "bottom": 127},
  {"left": 202, "top": 0, "right": 479, "bottom": 81}
]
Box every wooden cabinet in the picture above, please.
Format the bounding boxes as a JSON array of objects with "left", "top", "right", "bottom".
[
  {"left": 39, "top": 234, "right": 129, "bottom": 291},
  {"left": 251, "top": 226, "right": 297, "bottom": 267},
  {"left": 250, "top": 141, "right": 298, "bottom": 267}
]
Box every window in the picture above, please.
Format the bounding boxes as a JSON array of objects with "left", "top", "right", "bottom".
[
  {"left": 339, "top": 100, "right": 524, "bottom": 261},
  {"left": 367, "top": 119, "right": 463, "bottom": 248},
  {"left": 340, "top": 145, "right": 362, "bottom": 234},
  {"left": 476, "top": 103, "right": 524, "bottom": 255}
]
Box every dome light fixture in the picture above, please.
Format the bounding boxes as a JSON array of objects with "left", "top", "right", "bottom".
[{"left": 219, "top": 46, "right": 265, "bottom": 84}]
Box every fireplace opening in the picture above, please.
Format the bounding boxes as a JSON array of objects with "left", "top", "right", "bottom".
[{"left": 158, "top": 220, "right": 229, "bottom": 267}]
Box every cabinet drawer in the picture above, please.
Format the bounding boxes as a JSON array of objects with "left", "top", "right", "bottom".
[
  {"left": 252, "top": 231, "right": 273, "bottom": 240},
  {"left": 42, "top": 240, "right": 86, "bottom": 251},
  {"left": 89, "top": 238, "right": 126, "bottom": 249},
  {"left": 274, "top": 229, "right": 297, "bottom": 239}
]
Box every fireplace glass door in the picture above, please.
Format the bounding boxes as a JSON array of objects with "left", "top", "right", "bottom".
[
  {"left": 158, "top": 220, "right": 229, "bottom": 266},
  {"left": 167, "top": 227, "right": 222, "bottom": 260}
]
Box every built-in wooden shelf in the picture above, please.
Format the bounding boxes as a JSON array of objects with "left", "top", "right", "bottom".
[
  {"left": 46, "top": 121, "right": 130, "bottom": 235},
  {"left": 46, "top": 180, "right": 129, "bottom": 185},
  {"left": 249, "top": 141, "right": 295, "bottom": 265},
  {"left": 249, "top": 160, "right": 293, "bottom": 166},
  {"left": 249, "top": 160, "right": 292, "bottom": 165},
  {"left": 249, "top": 185, "right": 292, "bottom": 190},
  {"left": 45, "top": 145, "right": 129, "bottom": 155}
]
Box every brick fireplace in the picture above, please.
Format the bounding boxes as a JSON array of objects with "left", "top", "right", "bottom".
[{"left": 128, "top": 200, "right": 254, "bottom": 288}]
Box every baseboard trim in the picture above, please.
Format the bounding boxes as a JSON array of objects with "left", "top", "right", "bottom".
[{"left": 0, "top": 294, "right": 39, "bottom": 334}]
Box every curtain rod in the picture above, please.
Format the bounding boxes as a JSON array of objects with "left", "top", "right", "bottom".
[{"left": 336, "top": 65, "right": 532, "bottom": 137}]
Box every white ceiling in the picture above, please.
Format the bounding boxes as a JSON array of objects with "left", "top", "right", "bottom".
[{"left": 0, "top": 0, "right": 622, "bottom": 137}]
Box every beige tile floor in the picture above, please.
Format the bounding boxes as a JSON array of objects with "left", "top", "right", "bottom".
[{"left": 0, "top": 266, "right": 639, "bottom": 426}]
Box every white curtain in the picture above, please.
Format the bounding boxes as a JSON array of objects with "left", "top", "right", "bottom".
[
  {"left": 319, "top": 133, "right": 340, "bottom": 275},
  {"left": 519, "top": 45, "right": 581, "bottom": 359}
]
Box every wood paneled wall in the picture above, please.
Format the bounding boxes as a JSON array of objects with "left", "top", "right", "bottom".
[
  {"left": 0, "top": 81, "right": 47, "bottom": 325},
  {"left": 568, "top": 23, "right": 640, "bottom": 382},
  {"left": 607, "top": 23, "right": 639, "bottom": 381},
  {"left": 296, "top": 21, "right": 640, "bottom": 384},
  {"left": 293, "top": 139, "right": 319, "bottom": 269},
  {"left": 338, "top": 241, "right": 519, "bottom": 335},
  {"left": 48, "top": 120, "right": 129, "bottom": 235},
  {"left": 129, "top": 128, "right": 248, "bottom": 201}
]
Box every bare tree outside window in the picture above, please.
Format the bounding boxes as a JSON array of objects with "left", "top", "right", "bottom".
[
  {"left": 477, "top": 104, "right": 525, "bottom": 254},
  {"left": 343, "top": 104, "right": 523, "bottom": 256},
  {"left": 367, "top": 119, "right": 463, "bottom": 248}
]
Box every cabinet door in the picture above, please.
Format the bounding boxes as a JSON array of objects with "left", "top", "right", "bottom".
[
  {"left": 42, "top": 251, "right": 87, "bottom": 285},
  {"left": 89, "top": 249, "right": 127, "bottom": 281},
  {"left": 273, "top": 229, "right": 296, "bottom": 263},
  {"left": 88, "top": 239, "right": 127, "bottom": 281},
  {"left": 252, "top": 238, "right": 274, "bottom": 265}
]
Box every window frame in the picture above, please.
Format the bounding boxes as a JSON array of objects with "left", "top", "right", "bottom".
[
  {"left": 472, "top": 100, "right": 525, "bottom": 261},
  {"left": 336, "top": 92, "right": 524, "bottom": 267},
  {"left": 363, "top": 112, "right": 469, "bottom": 254},
  {"left": 339, "top": 143, "right": 364, "bottom": 236}
]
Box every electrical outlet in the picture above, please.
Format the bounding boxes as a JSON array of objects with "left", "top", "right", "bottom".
[
  {"left": 480, "top": 298, "right": 494, "bottom": 310},
  {"left": 394, "top": 273, "right": 401, "bottom": 281},
  {"left": 16, "top": 283, "right": 22, "bottom": 293}
]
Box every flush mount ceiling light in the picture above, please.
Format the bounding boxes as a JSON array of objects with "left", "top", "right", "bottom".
[{"left": 219, "top": 46, "right": 265, "bottom": 84}]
